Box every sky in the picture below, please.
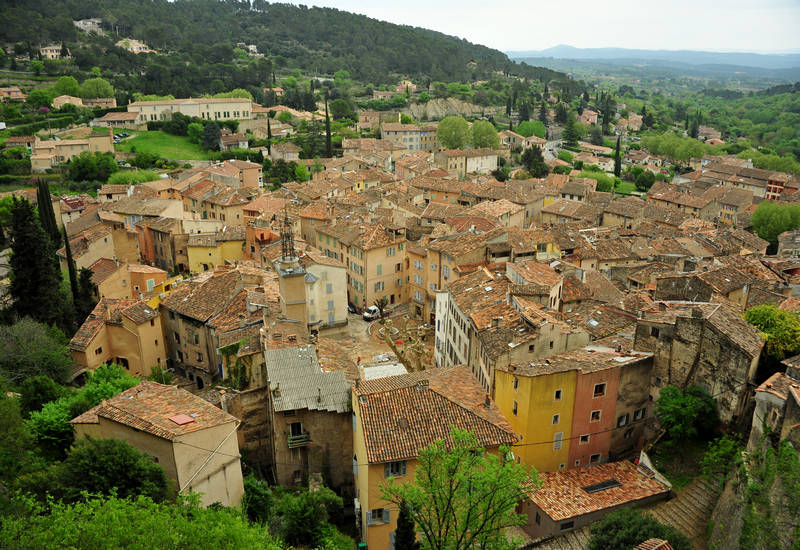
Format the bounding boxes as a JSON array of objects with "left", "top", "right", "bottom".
[{"left": 307, "top": 0, "right": 800, "bottom": 53}]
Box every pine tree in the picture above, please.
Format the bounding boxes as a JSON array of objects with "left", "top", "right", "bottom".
[
  {"left": 324, "top": 96, "right": 332, "bottom": 158},
  {"left": 8, "top": 198, "right": 66, "bottom": 329},
  {"left": 36, "top": 178, "right": 60, "bottom": 247},
  {"left": 614, "top": 136, "right": 621, "bottom": 178},
  {"left": 395, "top": 499, "right": 420, "bottom": 550},
  {"left": 539, "top": 101, "right": 547, "bottom": 123},
  {"left": 563, "top": 116, "right": 580, "bottom": 148}
]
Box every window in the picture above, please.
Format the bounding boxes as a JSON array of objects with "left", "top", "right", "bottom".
[
  {"left": 579, "top": 434, "right": 590, "bottom": 444},
  {"left": 554, "top": 389, "right": 562, "bottom": 401},
  {"left": 196, "top": 353, "right": 203, "bottom": 362},
  {"left": 94, "top": 347, "right": 103, "bottom": 355},
  {"left": 552, "top": 414, "right": 560, "bottom": 425},
  {"left": 513, "top": 377, "right": 519, "bottom": 390},
  {"left": 154, "top": 339, "right": 158, "bottom": 346},
  {"left": 385, "top": 461, "right": 407, "bottom": 478},
  {"left": 617, "top": 413, "right": 630, "bottom": 427},
  {"left": 512, "top": 401, "right": 518, "bottom": 416},
  {"left": 376, "top": 264, "right": 382, "bottom": 275},
  {"left": 169, "top": 311, "right": 175, "bottom": 320},
  {"left": 590, "top": 410, "right": 601, "bottom": 422},
  {"left": 535, "top": 512, "right": 541, "bottom": 525},
  {"left": 624, "top": 428, "right": 634, "bottom": 439},
  {"left": 574, "top": 459, "right": 581, "bottom": 466},
  {"left": 553, "top": 432, "right": 563, "bottom": 450},
  {"left": 590, "top": 453, "right": 601, "bottom": 464},
  {"left": 443, "top": 265, "right": 450, "bottom": 280},
  {"left": 650, "top": 326, "right": 660, "bottom": 338},
  {"left": 327, "top": 300, "right": 334, "bottom": 310},
  {"left": 368, "top": 508, "right": 390, "bottom": 525},
  {"left": 549, "top": 340, "right": 554, "bottom": 349},
  {"left": 326, "top": 283, "right": 333, "bottom": 294},
  {"left": 174, "top": 332, "right": 180, "bottom": 344},
  {"left": 633, "top": 407, "right": 646, "bottom": 421},
  {"left": 593, "top": 383, "right": 606, "bottom": 397},
  {"left": 386, "top": 247, "right": 395, "bottom": 256},
  {"left": 374, "top": 281, "right": 384, "bottom": 292}
]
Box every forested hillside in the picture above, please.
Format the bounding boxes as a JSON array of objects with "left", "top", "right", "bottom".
[{"left": 1, "top": 0, "right": 567, "bottom": 85}]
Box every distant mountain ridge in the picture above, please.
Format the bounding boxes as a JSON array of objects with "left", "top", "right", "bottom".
[{"left": 507, "top": 45, "right": 800, "bottom": 70}]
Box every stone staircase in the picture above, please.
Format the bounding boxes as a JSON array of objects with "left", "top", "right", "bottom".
[{"left": 522, "top": 477, "right": 721, "bottom": 550}]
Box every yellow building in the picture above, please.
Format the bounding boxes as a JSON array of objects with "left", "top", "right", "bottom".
[
  {"left": 70, "top": 381, "right": 245, "bottom": 508},
  {"left": 128, "top": 97, "right": 253, "bottom": 122},
  {"left": 69, "top": 298, "right": 166, "bottom": 378},
  {"left": 31, "top": 129, "right": 115, "bottom": 172},
  {"left": 352, "top": 366, "right": 516, "bottom": 550},
  {"left": 494, "top": 365, "right": 577, "bottom": 473},
  {"left": 186, "top": 226, "right": 246, "bottom": 273}
]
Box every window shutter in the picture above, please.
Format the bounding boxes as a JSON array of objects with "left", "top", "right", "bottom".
[
  {"left": 401, "top": 461, "right": 407, "bottom": 476},
  {"left": 385, "top": 463, "right": 390, "bottom": 478},
  {"left": 366, "top": 510, "right": 372, "bottom": 525},
  {"left": 384, "top": 508, "right": 391, "bottom": 524}
]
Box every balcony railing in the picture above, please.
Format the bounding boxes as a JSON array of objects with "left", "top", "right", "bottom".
[{"left": 287, "top": 432, "right": 310, "bottom": 448}]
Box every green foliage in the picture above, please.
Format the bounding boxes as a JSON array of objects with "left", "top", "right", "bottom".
[
  {"left": 329, "top": 98, "right": 351, "bottom": 120},
  {"left": 471, "top": 120, "right": 499, "bottom": 149},
  {"left": 641, "top": 133, "right": 717, "bottom": 165},
  {"left": 147, "top": 365, "right": 174, "bottom": 385},
  {"left": 400, "top": 113, "right": 414, "bottom": 124},
  {"left": 52, "top": 76, "right": 80, "bottom": 97},
  {"left": 437, "top": 116, "right": 470, "bottom": 149},
  {"left": 522, "top": 146, "right": 549, "bottom": 178},
  {"left": 0, "top": 393, "right": 44, "bottom": 487},
  {"left": 18, "top": 438, "right": 169, "bottom": 504},
  {"left": 516, "top": 120, "right": 546, "bottom": 139},
  {"left": 26, "top": 89, "right": 54, "bottom": 109},
  {"left": 701, "top": 435, "right": 742, "bottom": 485},
  {"left": 738, "top": 148, "right": 800, "bottom": 175},
  {"left": 588, "top": 508, "right": 693, "bottom": 550},
  {"left": 18, "top": 375, "right": 68, "bottom": 418},
  {"left": 294, "top": 163, "right": 309, "bottom": 182},
  {"left": 396, "top": 498, "right": 420, "bottom": 550},
  {"left": 382, "top": 428, "right": 539, "bottom": 550},
  {"left": 635, "top": 169, "right": 656, "bottom": 192},
  {"left": 66, "top": 151, "right": 118, "bottom": 183},
  {"left": 578, "top": 170, "right": 616, "bottom": 193},
  {"left": 557, "top": 150, "right": 573, "bottom": 163},
  {"left": 8, "top": 198, "right": 69, "bottom": 332},
  {"left": 271, "top": 486, "right": 344, "bottom": 548},
  {"left": 750, "top": 201, "right": 800, "bottom": 242},
  {"left": 0, "top": 494, "right": 284, "bottom": 549},
  {"left": 79, "top": 77, "right": 114, "bottom": 99},
  {"left": 656, "top": 385, "right": 719, "bottom": 442},
  {"left": 201, "top": 121, "right": 222, "bottom": 151},
  {"left": 27, "top": 364, "right": 139, "bottom": 459},
  {"left": 563, "top": 116, "right": 580, "bottom": 147},
  {"left": 29, "top": 60, "right": 44, "bottom": 76},
  {"left": 0, "top": 319, "right": 71, "bottom": 385},
  {"left": 743, "top": 303, "right": 800, "bottom": 361},
  {"left": 213, "top": 88, "right": 253, "bottom": 100},
  {"left": 106, "top": 170, "right": 159, "bottom": 187},
  {"left": 589, "top": 125, "right": 604, "bottom": 146},
  {"left": 187, "top": 122, "right": 203, "bottom": 144},
  {"left": 243, "top": 474, "right": 274, "bottom": 524}
]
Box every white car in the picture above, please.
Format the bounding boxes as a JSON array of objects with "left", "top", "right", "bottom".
[{"left": 362, "top": 305, "right": 380, "bottom": 321}]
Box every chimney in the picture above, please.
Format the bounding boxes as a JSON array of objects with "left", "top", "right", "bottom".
[
  {"left": 691, "top": 307, "right": 703, "bottom": 319},
  {"left": 484, "top": 394, "right": 491, "bottom": 407},
  {"left": 416, "top": 379, "right": 429, "bottom": 390},
  {"left": 491, "top": 316, "right": 502, "bottom": 328}
]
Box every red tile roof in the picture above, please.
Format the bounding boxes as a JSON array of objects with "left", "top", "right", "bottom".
[
  {"left": 530, "top": 461, "right": 670, "bottom": 521},
  {"left": 354, "top": 366, "right": 516, "bottom": 463}
]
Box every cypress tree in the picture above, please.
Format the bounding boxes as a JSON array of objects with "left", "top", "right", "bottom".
[
  {"left": 63, "top": 225, "right": 79, "bottom": 304},
  {"left": 539, "top": 101, "right": 547, "bottom": 123},
  {"left": 266, "top": 119, "right": 272, "bottom": 155},
  {"left": 74, "top": 267, "right": 98, "bottom": 322},
  {"left": 8, "top": 198, "right": 66, "bottom": 329},
  {"left": 614, "top": 135, "right": 621, "bottom": 178},
  {"left": 395, "top": 499, "right": 419, "bottom": 550},
  {"left": 36, "top": 178, "right": 60, "bottom": 246},
  {"left": 324, "top": 96, "right": 332, "bottom": 158}
]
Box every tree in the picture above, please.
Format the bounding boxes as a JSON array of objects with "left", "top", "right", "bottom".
[
  {"left": 79, "top": 77, "right": 115, "bottom": 99},
  {"left": 539, "top": 101, "right": 548, "bottom": 122},
  {"left": 555, "top": 103, "right": 568, "bottom": 124},
  {"left": 30, "top": 60, "right": 44, "bottom": 76},
  {"left": 66, "top": 151, "right": 118, "bottom": 182},
  {"left": 750, "top": 201, "right": 800, "bottom": 243},
  {"left": 56, "top": 438, "right": 168, "bottom": 503},
  {"left": 613, "top": 136, "right": 621, "bottom": 178},
  {"left": 8, "top": 199, "right": 66, "bottom": 329},
  {"left": 589, "top": 125, "right": 604, "bottom": 146},
  {"left": 518, "top": 101, "right": 530, "bottom": 122},
  {"left": 374, "top": 296, "right": 389, "bottom": 319},
  {"left": 562, "top": 116, "right": 580, "bottom": 148},
  {"left": 521, "top": 146, "right": 550, "bottom": 178},
  {"left": 656, "top": 385, "right": 718, "bottom": 442},
  {"left": 62, "top": 226, "right": 79, "bottom": 318},
  {"left": 743, "top": 303, "right": 800, "bottom": 361},
  {"left": 635, "top": 170, "right": 656, "bottom": 192},
  {"left": 588, "top": 508, "right": 692, "bottom": 550},
  {"left": 400, "top": 113, "right": 414, "bottom": 124},
  {"left": 18, "top": 376, "right": 67, "bottom": 417},
  {"left": 271, "top": 486, "right": 344, "bottom": 548},
  {"left": 243, "top": 474, "right": 273, "bottom": 524},
  {"left": 201, "top": 121, "right": 222, "bottom": 151},
  {"left": 382, "top": 428, "right": 539, "bottom": 550},
  {"left": 52, "top": 76, "right": 80, "bottom": 97},
  {"left": 396, "top": 499, "right": 420, "bottom": 550},
  {"left": 471, "top": 120, "right": 499, "bottom": 149},
  {"left": 27, "top": 89, "right": 52, "bottom": 109},
  {"left": 74, "top": 267, "right": 98, "bottom": 323},
  {"left": 0, "top": 393, "right": 43, "bottom": 487},
  {"left": 36, "top": 178, "right": 60, "bottom": 246},
  {"left": 0, "top": 494, "right": 284, "bottom": 549},
  {"left": 329, "top": 98, "right": 351, "bottom": 120},
  {"left": 0, "top": 319, "right": 72, "bottom": 385},
  {"left": 437, "top": 116, "right": 470, "bottom": 149},
  {"left": 516, "top": 120, "right": 546, "bottom": 139},
  {"left": 186, "top": 122, "right": 203, "bottom": 144},
  {"left": 324, "top": 98, "right": 332, "bottom": 158}
]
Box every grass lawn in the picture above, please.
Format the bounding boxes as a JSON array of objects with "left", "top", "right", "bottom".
[
  {"left": 115, "top": 131, "right": 212, "bottom": 161},
  {"left": 615, "top": 180, "right": 637, "bottom": 194},
  {"left": 650, "top": 438, "right": 708, "bottom": 489}
]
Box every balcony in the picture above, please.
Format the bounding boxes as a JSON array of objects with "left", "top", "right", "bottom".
[{"left": 287, "top": 432, "right": 310, "bottom": 448}]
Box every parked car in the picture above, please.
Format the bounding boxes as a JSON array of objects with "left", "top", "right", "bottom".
[{"left": 362, "top": 305, "right": 380, "bottom": 321}]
